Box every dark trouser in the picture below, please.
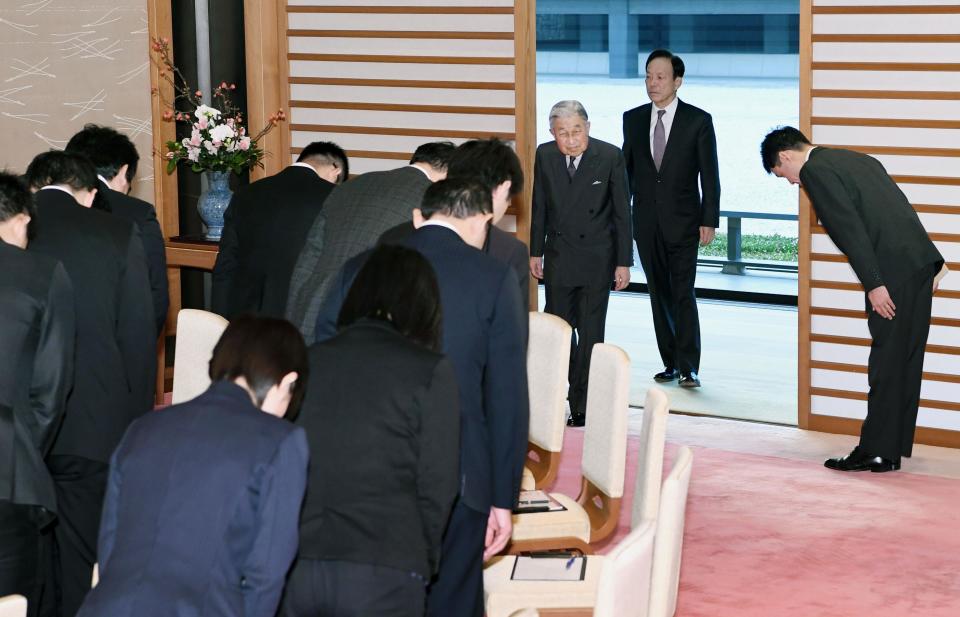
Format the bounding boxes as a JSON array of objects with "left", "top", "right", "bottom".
[
  {"left": 283, "top": 559, "right": 426, "bottom": 617},
  {"left": 47, "top": 456, "right": 108, "bottom": 617},
  {"left": 425, "top": 500, "right": 487, "bottom": 617},
  {"left": 861, "top": 265, "right": 935, "bottom": 461},
  {"left": 544, "top": 283, "right": 612, "bottom": 415},
  {"left": 636, "top": 228, "right": 701, "bottom": 374},
  {"left": 0, "top": 501, "right": 57, "bottom": 617}
]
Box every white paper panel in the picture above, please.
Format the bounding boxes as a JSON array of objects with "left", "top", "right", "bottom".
[
  {"left": 813, "top": 14, "right": 960, "bottom": 35},
  {"left": 811, "top": 233, "right": 842, "bottom": 255},
  {"left": 811, "top": 315, "right": 869, "bottom": 338},
  {"left": 812, "top": 125, "right": 960, "bottom": 149},
  {"left": 918, "top": 407, "right": 960, "bottom": 431},
  {"left": 811, "top": 287, "right": 866, "bottom": 311},
  {"left": 900, "top": 184, "right": 960, "bottom": 208},
  {"left": 346, "top": 156, "right": 410, "bottom": 175},
  {"left": 290, "top": 84, "right": 514, "bottom": 107},
  {"left": 288, "top": 36, "right": 514, "bottom": 57},
  {"left": 916, "top": 212, "right": 960, "bottom": 234},
  {"left": 812, "top": 70, "right": 960, "bottom": 91},
  {"left": 812, "top": 97, "right": 960, "bottom": 121},
  {"left": 811, "top": 260, "right": 858, "bottom": 283},
  {"left": 292, "top": 131, "right": 469, "bottom": 153},
  {"left": 288, "top": 13, "right": 514, "bottom": 32},
  {"left": 289, "top": 60, "right": 514, "bottom": 82},
  {"left": 812, "top": 368, "right": 868, "bottom": 392},
  {"left": 290, "top": 0, "right": 513, "bottom": 5},
  {"left": 812, "top": 42, "right": 960, "bottom": 64},
  {"left": 290, "top": 107, "right": 516, "bottom": 133},
  {"left": 811, "top": 395, "right": 866, "bottom": 420},
  {"left": 811, "top": 341, "right": 869, "bottom": 364},
  {"left": 872, "top": 156, "right": 960, "bottom": 180},
  {"left": 933, "top": 241, "right": 960, "bottom": 263}
]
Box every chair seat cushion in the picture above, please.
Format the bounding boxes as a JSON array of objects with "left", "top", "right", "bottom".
[
  {"left": 483, "top": 554, "right": 604, "bottom": 617},
  {"left": 511, "top": 492, "right": 590, "bottom": 543}
]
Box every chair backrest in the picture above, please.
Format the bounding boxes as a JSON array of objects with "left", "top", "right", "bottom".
[
  {"left": 648, "top": 446, "right": 694, "bottom": 617},
  {"left": 582, "top": 343, "right": 630, "bottom": 497},
  {"left": 593, "top": 519, "right": 656, "bottom": 617},
  {"left": 508, "top": 610, "right": 540, "bottom": 617},
  {"left": 527, "top": 312, "right": 572, "bottom": 452},
  {"left": 92, "top": 562, "right": 99, "bottom": 588},
  {"left": 171, "top": 309, "right": 229, "bottom": 404},
  {"left": 630, "top": 387, "right": 670, "bottom": 527},
  {"left": 0, "top": 595, "right": 27, "bottom": 617}
]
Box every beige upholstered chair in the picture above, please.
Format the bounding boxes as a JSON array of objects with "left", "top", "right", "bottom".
[
  {"left": 509, "top": 343, "right": 630, "bottom": 554},
  {"left": 0, "top": 595, "right": 27, "bottom": 617},
  {"left": 485, "top": 519, "right": 655, "bottom": 617},
  {"left": 630, "top": 388, "right": 670, "bottom": 527},
  {"left": 171, "top": 309, "right": 228, "bottom": 404},
  {"left": 92, "top": 562, "right": 99, "bottom": 588},
  {"left": 648, "top": 446, "right": 694, "bottom": 617},
  {"left": 522, "top": 312, "right": 573, "bottom": 491},
  {"left": 485, "top": 446, "right": 695, "bottom": 617}
]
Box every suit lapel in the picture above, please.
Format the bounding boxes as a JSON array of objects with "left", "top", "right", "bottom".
[
  {"left": 639, "top": 105, "right": 656, "bottom": 169},
  {"left": 557, "top": 144, "right": 599, "bottom": 227}
]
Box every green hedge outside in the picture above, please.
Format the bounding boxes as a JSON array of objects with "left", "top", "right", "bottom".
[{"left": 698, "top": 233, "right": 798, "bottom": 263}]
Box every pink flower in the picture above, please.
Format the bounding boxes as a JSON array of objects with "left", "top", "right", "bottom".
[
  {"left": 189, "top": 129, "right": 202, "bottom": 147},
  {"left": 238, "top": 136, "right": 251, "bottom": 151},
  {"left": 197, "top": 117, "right": 208, "bottom": 130},
  {"left": 187, "top": 146, "right": 200, "bottom": 162}
]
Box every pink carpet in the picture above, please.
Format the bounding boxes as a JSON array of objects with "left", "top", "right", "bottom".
[{"left": 547, "top": 429, "right": 960, "bottom": 616}]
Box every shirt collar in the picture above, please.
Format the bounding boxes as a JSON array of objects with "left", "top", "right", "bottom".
[
  {"left": 653, "top": 96, "right": 680, "bottom": 118},
  {"left": 97, "top": 174, "right": 112, "bottom": 188},
  {"left": 805, "top": 146, "right": 818, "bottom": 163},
  {"left": 420, "top": 219, "right": 462, "bottom": 240},
  {"left": 39, "top": 185, "right": 76, "bottom": 198},
  {"left": 291, "top": 162, "right": 321, "bottom": 178},
  {"left": 410, "top": 164, "right": 432, "bottom": 180}
]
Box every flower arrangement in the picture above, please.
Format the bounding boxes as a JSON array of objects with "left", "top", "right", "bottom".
[{"left": 150, "top": 37, "right": 285, "bottom": 175}]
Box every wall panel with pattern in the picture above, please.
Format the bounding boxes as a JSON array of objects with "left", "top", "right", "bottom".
[{"left": 800, "top": 0, "right": 960, "bottom": 447}]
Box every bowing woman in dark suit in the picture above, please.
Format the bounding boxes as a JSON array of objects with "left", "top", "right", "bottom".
[
  {"left": 77, "top": 317, "right": 309, "bottom": 617},
  {"left": 285, "top": 244, "right": 460, "bottom": 617}
]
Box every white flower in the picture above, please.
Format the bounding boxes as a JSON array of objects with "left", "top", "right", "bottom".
[
  {"left": 194, "top": 104, "right": 221, "bottom": 120},
  {"left": 203, "top": 140, "right": 219, "bottom": 156},
  {"left": 187, "top": 146, "right": 200, "bottom": 162},
  {"left": 209, "top": 123, "right": 235, "bottom": 143}
]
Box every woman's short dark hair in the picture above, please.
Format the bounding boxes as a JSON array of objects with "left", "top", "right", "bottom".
[
  {"left": 337, "top": 245, "right": 443, "bottom": 352},
  {"left": 209, "top": 316, "right": 308, "bottom": 416}
]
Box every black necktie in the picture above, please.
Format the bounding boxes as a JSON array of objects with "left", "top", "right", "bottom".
[{"left": 567, "top": 155, "right": 576, "bottom": 180}]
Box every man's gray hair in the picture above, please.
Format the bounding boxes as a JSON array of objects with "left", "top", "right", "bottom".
[{"left": 548, "top": 100, "right": 588, "bottom": 125}]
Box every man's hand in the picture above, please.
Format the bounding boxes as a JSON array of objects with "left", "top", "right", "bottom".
[
  {"left": 699, "top": 226, "right": 716, "bottom": 246},
  {"left": 614, "top": 266, "right": 631, "bottom": 291},
  {"left": 529, "top": 256, "right": 543, "bottom": 280},
  {"left": 483, "top": 507, "right": 513, "bottom": 561},
  {"left": 868, "top": 285, "right": 896, "bottom": 319}
]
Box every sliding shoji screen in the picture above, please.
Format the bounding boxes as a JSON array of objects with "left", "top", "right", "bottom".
[{"left": 799, "top": 0, "right": 960, "bottom": 447}]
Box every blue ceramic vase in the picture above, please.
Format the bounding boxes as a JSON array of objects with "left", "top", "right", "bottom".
[{"left": 197, "top": 170, "right": 232, "bottom": 241}]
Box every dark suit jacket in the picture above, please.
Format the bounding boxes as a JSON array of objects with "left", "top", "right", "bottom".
[
  {"left": 531, "top": 138, "right": 632, "bottom": 287},
  {"left": 378, "top": 221, "right": 530, "bottom": 314},
  {"left": 286, "top": 165, "right": 432, "bottom": 339},
  {"left": 0, "top": 241, "right": 74, "bottom": 516},
  {"left": 29, "top": 188, "right": 156, "bottom": 463},
  {"left": 98, "top": 181, "right": 169, "bottom": 335},
  {"left": 212, "top": 165, "right": 336, "bottom": 319},
  {"left": 623, "top": 99, "right": 721, "bottom": 245},
  {"left": 314, "top": 225, "right": 528, "bottom": 512},
  {"left": 297, "top": 319, "right": 459, "bottom": 578},
  {"left": 801, "top": 147, "right": 943, "bottom": 292},
  {"left": 77, "top": 382, "right": 308, "bottom": 617}
]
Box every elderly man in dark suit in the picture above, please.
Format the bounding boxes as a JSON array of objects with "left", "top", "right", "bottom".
[
  {"left": 0, "top": 172, "right": 74, "bottom": 617},
  {"left": 65, "top": 124, "right": 169, "bottom": 336},
  {"left": 623, "top": 49, "right": 721, "bottom": 388},
  {"left": 25, "top": 151, "right": 155, "bottom": 617},
  {"left": 762, "top": 127, "right": 945, "bottom": 473},
  {"left": 313, "top": 179, "right": 528, "bottom": 617},
  {"left": 212, "top": 141, "right": 347, "bottom": 320},
  {"left": 286, "top": 141, "right": 455, "bottom": 340},
  {"left": 531, "top": 100, "right": 632, "bottom": 426}
]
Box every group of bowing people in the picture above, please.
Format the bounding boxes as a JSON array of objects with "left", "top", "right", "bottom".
[{"left": 2, "top": 132, "right": 531, "bottom": 617}]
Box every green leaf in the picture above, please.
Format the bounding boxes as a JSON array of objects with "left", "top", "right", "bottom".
[{"left": 166, "top": 158, "right": 177, "bottom": 175}]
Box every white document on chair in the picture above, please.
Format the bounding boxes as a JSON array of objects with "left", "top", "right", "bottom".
[
  {"left": 515, "top": 490, "right": 566, "bottom": 513},
  {"left": 511, "top": 555, "right": 587, "bottom": 582}
]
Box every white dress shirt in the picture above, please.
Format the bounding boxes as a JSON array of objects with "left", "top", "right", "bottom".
[{"left": 648, "top": 96, "right": 680, "bottom": 155}]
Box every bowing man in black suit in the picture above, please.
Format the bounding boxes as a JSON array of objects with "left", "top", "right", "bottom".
[
  {"left": 313, "top": 179, "right": 528, "bottom": 617},
  {"left": 623, "top": 49, "right": 721, "bottom": 388},
  {"left": 762, "top": 127, "right": 945, "bottom": 473},
  {"left": 212, "top": 141, "right": 347, "bottom": 319},
  {"left": 0, "top": 172, "right": 75, "bottom": 617},
  {"left": 531, "top": 100, "right": 632, "bottom": 426},
  {"left": 25, "top": 151, "right": 156, "bottom": 617},
  {"left": 78, "top": 317, "right": 308, "bottom": 617},
  {"left": 285, "top": 245, "right": 459, "bottom": 617},
  {"left": 65, "top": 124, "right": 169, "bottom": 336}
]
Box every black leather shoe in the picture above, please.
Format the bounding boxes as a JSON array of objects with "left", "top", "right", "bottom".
[
  {"left": 567, "top": 413, "right": 585, "bottom": 427},
  {"left": 678, "top": 372, "right": 701, "bottom": 388},
  {"left": 654, "top": 368, "right": 679, "bottom": 382},
  {"left": 824, "top": 447, "right": 900, "bottom": 472}
]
